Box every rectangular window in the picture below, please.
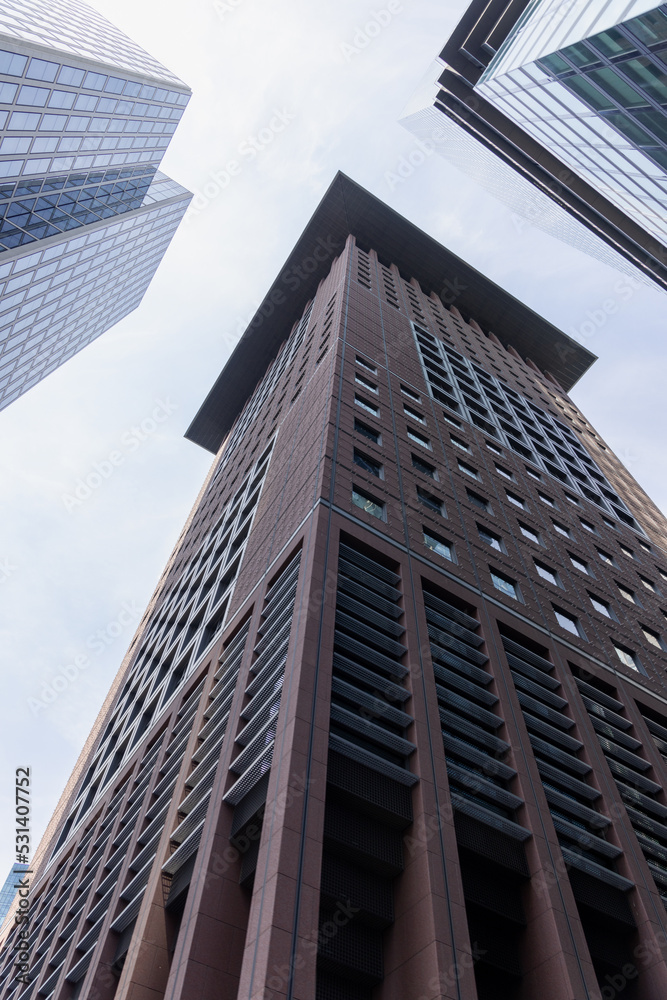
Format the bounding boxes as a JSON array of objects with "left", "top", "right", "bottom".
[
  {"left": 28, "top": 58, "right": 58, "bottom": 82},
  {"left": 620, "top": 545, "right": 635, "bottom": 559},
  {"left": 442, "top": 412, "right": 461, "bottom": 428},
  {"left": 618, "top": 584, "right": 637, "bottom": 604},
  {"left": 491, "top": 571, "right": 519, "bottom": 600},
  {"left": 18, "top": 85, "right": 49, "bottom": 106},
  {"left": 417, "top": 488, "right": 444, "bottom": 515},
  {"left": 519, "top": 523, "right": 540, "bottom": 544},
  {"left": 353, "top": 449, "right": 382, "bottom": 478},
  {"left": 538, "top": 492, "right": 555, "bottom": 507},
  {"left": 407, "top": 427, "right": 432, "bottom": 449},
  {"left": 458, "top": 461, "right": 479, "bottom": 479},
  {"left": 602, "top": 516, "right": 616, "bottom": 530},
  {"left": 535, "top": 561, "right": 559, "bottom": 586},
  {"left": 451, "top": 436, "right": 469, "bottom": 452},
  {"left": 580, "top": 518, "right": 596, "bottom": 533},
  {"left": 412, "top": 454, "right": 437, "bottom": 479},
  {"left": 639, "top": 576, "right": 656, "bottom": 593},
  {"left": 48, "top": 90, "right": 76, "bottom": 110},
  {"left": 614, "top": 644, "right": 638, "bottom": 670},
  {"left": 424, "top": 529, "right": 453, "bottom": 561},
  {"left": 564, "top": 493, "right": 580, "bottom": 506},
  {"left": 657, "top": 568, "right": 667, "bottom": 582},
  {"left": 495, "top": 463, "right": 513, "bottom": 480},
  {"left": 486, "top": 441, "right": 502, "bottom": 455},
  {"left": 641, "top": 626, "right": 662, "bottom": 649},
  {"left": 404, "top": 405, "right": 426, "bottom": 424},
  {"left": 597, "top": 548, "right": 614, "bottom": 565},
  {"left": 354, "top": 419, "right": 380, "bottom": 444},
  {"left": 401, "top": 384, "right": 421, "bottom": 402},
  {"left": 354, "top": 395, "right": 378, "bottom": 416},
  {"left": 9, "top": 111, "right": 40, "bottom": 129},
  {"left": 506, "top": 491, "right": 524, "bottom": 509},
  {"left": 552, "top": 521, "right": 570, "bottom": 538},
  {"left": 525, "top": 466, "right": 541, "bottom": 480},
  {"left": 590, "top": 594, "right": 612, "bottom": 617},
  {"left": 355, "top": 373, "right": 378, "bottom": 393},
  {"left": 352, "top": 487, "right": 385, "bottom": 520},
  {"left": 467, "top": 490, "right": 489, "bottom": 512},
  {"left": 570, "top": 554, "right": 590, "bottom": 574},
  {"left": 0, "top": 50, "right": 28, "bottom": 76},
  {"left": 355, "top": 355, "right": 376, "bottom": 374},
  {"left": 553, "top": 607, "right": 583, "bottom": 638},
  {"left": 478, "top": 526, "right": 502, "bottom": 551}
]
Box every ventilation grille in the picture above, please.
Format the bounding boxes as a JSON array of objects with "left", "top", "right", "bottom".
[
  {"left": 426, "top": 585, "right": 525, "bottom": 837},
  {"left": 317, "top": 539, "right": 416, "bottom": 996},
  {"left": 577, "top": 677, "right": 667, "bottom": 906},
  {"left": 501, "top": 636, "right": 624, "bottom": 881}
]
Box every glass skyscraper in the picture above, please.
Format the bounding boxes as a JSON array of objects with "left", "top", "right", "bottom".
[
  {"left": 0, "top": 0, "right": 191, "bottom": 411},
  {"left": 0, "top": 866, "right": 28, "bottom": 927},
  {"left": 403, "top": 0, "right": 667, "bottom": 293}
]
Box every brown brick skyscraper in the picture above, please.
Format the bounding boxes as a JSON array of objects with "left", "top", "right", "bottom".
[{"left": 4, "top": 174, "right": 667, "bottom": 1000}]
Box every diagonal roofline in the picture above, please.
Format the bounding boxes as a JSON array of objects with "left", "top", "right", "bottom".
[{"left": 185, "top": 171, "right": 596, "bottom": 454}]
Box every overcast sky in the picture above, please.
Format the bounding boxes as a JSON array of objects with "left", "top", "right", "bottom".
[{"left": 0, "top": 0, "right": 665, "bottom": 879}]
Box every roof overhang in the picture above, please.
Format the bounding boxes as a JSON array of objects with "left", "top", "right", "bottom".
[{"left": 185, "top": 172, "right": 596, "bottom": 453}]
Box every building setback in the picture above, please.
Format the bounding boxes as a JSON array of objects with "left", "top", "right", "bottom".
[
  {"left": 4, "top": 174, "right": 667, "bottom": 1000},
  {"left": 402, "top": 0, "right": 667, "bottom": 293},
  {"left": 0, "top": 0, "right": 191, "bottom": 411}
]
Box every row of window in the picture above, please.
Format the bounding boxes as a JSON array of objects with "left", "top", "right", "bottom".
[
  {"left": 353, "top": 381, "right": 665, "bottom": 596},
  {"left": 0, "top": 48, "right": 187, "bottom": 104},
  {"left": 0, "top": 83, "right": 183, "bottom": 117},
  {"left": 350, "top": 474, "right": 646, "bottom": 671},
  {"left": 348, "top": 381, "right": 664, "bottom": 681}
]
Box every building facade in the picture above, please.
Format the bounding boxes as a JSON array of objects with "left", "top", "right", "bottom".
[
  {"left": 402, "top": 0, "right": 667, "bottom": 293},
  {"left": 0, "top": 0, "right": 191, "bottom": 411},
  {"left": 3, "top": 175, "right": 667, "bottom": 1000}
]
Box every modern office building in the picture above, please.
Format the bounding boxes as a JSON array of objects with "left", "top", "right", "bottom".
[
  {"left": 0, "top": 867, "right": 28, "bottom": 927},
  {"left": 4, "top": 174, "right": 667, "bottom": 1000},
  {"left": 0, "top": 0, "right": 191, "bottom": 411},
  {"left": 402, "top": 0, "right": 667, "bottom": 292}
]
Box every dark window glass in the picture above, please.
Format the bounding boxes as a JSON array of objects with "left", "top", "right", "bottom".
[
  {"left": 354, "top": 419, "right": 379, "bottom": 444},
  {"left": 353, "top": 450, "right": 382, "bottom": 478}
]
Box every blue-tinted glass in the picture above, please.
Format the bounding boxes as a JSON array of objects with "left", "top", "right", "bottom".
[
  {"left": 626, "top": 8, "right": 667, "bottom": 45},
  {"left": 621, "top": 57, "right": 667, "bottom": 104},
  {"left": 104, "top": 77, "right": 125, "bottom": 94},
  {"left": 492, "top": 573, "right": 517, "bottom": 598},
  {"left": 84, "top": 72, "right": 107, "bottom": 91},
  {"left": 561, "top": 41, "right": 599, "bottom": 68},
  {"left": 0, "top": 51, "right": 27, "bottom": 77},
  {"left": 74, "top": 95, "right": 97, "bottom": 112},
  {"left": 586, "top": 67, "right": 646, "bottom": 108},
  {"left": 538, "top": 52, "right": 571, "bottom": 76},
  {"left": 40, "top": 114, "right": 67, "bottom": 130},
  {"left": 559, "top": 74, "right": 614, "bottom": 111},
  {"left": 589, "top": 28, "right": 637, "bottom": 58},
  {"left": 58, "top": 66, "right": 85, "bottom": 87},
  {"left": 9, "top": 112, "right": 40, "bottom": 129},
  {"left": 27, "top": 58, "right": 58, "bottom": 82},
  {"left": 18, "top": 86, "right": 49, "bottom": 107},
  {"left": 0, "top": 82, "right": 18, "bottom": 102},
  {"left": 424, "top": 532, "right": 452, "bottom": 559},
  {"left": 49, "top": 91, "right": 76, "bottom": 110}
]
